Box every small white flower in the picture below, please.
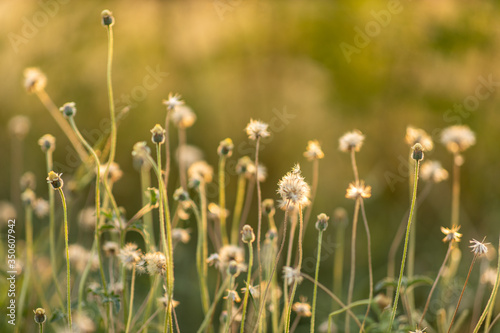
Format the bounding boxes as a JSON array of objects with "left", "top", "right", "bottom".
[{"left": 245, "top": 119, "right": 270, "bottom": 140}]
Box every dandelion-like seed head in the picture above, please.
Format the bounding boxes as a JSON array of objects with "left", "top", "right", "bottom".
[
  {"left": 172, "top": 228, "right": 191, "bottom": 244},
  {"left": 69, "top": 244, "right": 97, "bottom": 273},
  {"left": 292, "top": 298, "right": 312, "bottom": 317},
  {"left": 141, "top": 252, "right": 167, "bottom": 275},
  {"left": 8, "top": 115, "right": 31, "bottom": 140},
  {"left": 339, "top": 130, "right": 365, "bottom": 152},
  {"left": 162, "top": 92, "right": 184, "bottom": 111},
  {"left": 303, "top": 140, "right": 325, "bottom": 161},
  {"left": 101, "top": 9, "right": 114, "bottom": 26},
  {"left": 33, "top": 308, "right": 46, "bottom": 324},
  {"left": 315, "top": 213, "right": 330, "bottom": 232},
  {"left": 245, "top": 119, "right": 270, "bottom": 140},
  {"left": 470, "top": 238, "right": 489, "bottom": 256},
  {"left": 441, "top": 125, "right": 476, "bottom": 153},
  {"left": 118, "top": 243, "right": 142, "bottom": 270},
  {"left": 277, "top": 164, "right": 310, "bottom": 207},
  {"left": 420, "top": 161, "right": 449, "bottom": 183},
  {"left": 73, "top": 312, "right": 96, "bottom": 333},
  {"left": 441, "top": 225, "right": 462, "bottom": 243},
  {"left": 405, "top": 126, "right": 433, "bottom": 151},
  {"left": 244, "top": 162, "right": 267, "bottom": 182},
  {"left": 236, "top": 156, "right": 253, "bottom": 175},
  {"left": 0, "top": 201, "right": 17, "bottom": 222},
  {"left": 38, "top": 134, "right": 56, "bottom": 153},
  {"left": 206, "top": 253, "right": 220, "bottom": 269},
  {"left": 481, "top": 268, "right": 497, "bottom": 286},
  {"left": 282, "top": 266, "right": 303, "bottom": 285},
  {"left": 188, "top": 160, "right": 213, "bottom": 183},
  {"left": 150, "top": 124, "right": 166, "bottom": 144},
  {"left": 59, "top": 102, "right": 77, "bottom": 118},
  {"left": 103, "top": 241, "right": 120, "bottom": 257},
  {"left": 409, "top": 328, "right": 427, "bottom": 333},
  {"left": 345, "top": 181, "right": 371, "bottom": 200},
  {"left": 47, "top": 171, "right": 64, "bottom": 189},
  {"left": 218, "top": 245, "right": 245, "bottom": 271},
  {"left": 23, "top": 67, "right": 47, "bottom": 93},
  {"left": 217, "top": 138, "right": 234, "bottom": 157},
  {"left": 21, "top": 189, "right": 36, "bottom": 207},
  {"left": 171, "top": 105, "right": 196, "bottom": 129},
  {"left": 158, "top": 292, "right": 180, "bottom": 309},
  {"left": 208, "top": 203, "right": 229, "bottom": 220},
  {"left": 241, "top": 224, "right": 255, "bottom": 243},
  {"left": 411, "top": 143, "right": 424, "bottom": 161},
  {"left": 78, "top": 207, "right": 95, "bottom": 230}
]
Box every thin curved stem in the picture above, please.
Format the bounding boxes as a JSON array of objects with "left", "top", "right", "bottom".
[
  {"left": 240, "top": 241, "right": 254, "bottom": 333},
  {"left": 57, "top": 188, "right": 72, "bottom": 331},
  {"left": 125, "top": 265, "right": 137, "bottom": 333},
  {"left": 310, "top": 230, "right": 323, "bottom": 333},
  {"left": 346, "top": 198, "right": 360, "bottom": 333},
  {"left": 219, "top": 155, "right": 229, "bottom": 246},
  {"left": 359, "top": 199, "right": 373, "bottom": 331},
  {"left": 197, "top": 277, "right": 231, "bottom": 333},
  {"left": 302, "top": 159, "right": 319, "bottom": 241}
]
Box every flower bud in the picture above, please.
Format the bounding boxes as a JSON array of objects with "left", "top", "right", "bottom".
[
  {"left": 228, "top": 260, "right": 239, "bottom": 276},
  {"left": 33, "top": 308, "right": 46, "bottom": 324},
  {"left": 412, "top": 143, "right": 424, "bottom": 161},
  {"left": 262, "top": 199, "right": 275, "bottom": 217},
  {"left": 101, "top": 10, "right": 114, "bottom": 26},
  {"left": 38, "top": 134, "right": 56, "bottom": 153},
  {"left": 173, "top": 187, "right": 189, "bottom": 202},
  {"left": 241, "top": 225, "right": 255, "bottom": 243},
  {"left": 59, "top": 102, "right": 76, "bottom": 118},
  {"left": 150, "top": 124, "right": 166, "bottom": 144},
  {"left": 315, "top": 213, "right": 329, "bottom": 232},
  {"left": 46, "top": 171, "right": 64, "bottom": 189},
  {"left": 21, "top": 189, "right": 36, "bottom": 207},
  {"left": 217, "top": 138, "right": 234, "bottom": 157}
]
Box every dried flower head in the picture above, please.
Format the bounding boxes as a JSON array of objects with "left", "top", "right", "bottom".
[
  {"left": 47, "top": 171, "right": 64, "bottom": 189},
  {"left": 217, "top": 138, "right": 234, "bottom": 157},
  {"left": 470, "top": 238, "right": 489, "bottom": 256},
  {"left": 405, "top": 126, "right": 434, "bottom": 151},
  {"left": 345, "top": 181, "right": 371, "bottom": 200},
  {"left": 8, "top": 115, "right": 31, "bottom": 140},
  {"left": 292, "top": 298, "right": 312, "bottom": 317},
  {"left": 245, "top": 119, "right": 270, "bottom": 140},
  {"left": 172, "top": 228, "right": 191, "bottom": 244},
  {"left": 158, "top": 292, "right": 180, "bottom": 309},
  {"left": 132, "top": 141, "right": 151, "bottom": 159},
  {"left": 38, "top": 134, "right": 56, "bottom": 153},
  {"left": 118, "top": 243, "right": 142, "bottom": 269},
  {"left": 441, "top": 125, "right": 476, "bottom": 153},
  {"left": 303, "top": 140, "right": 325, "bottom": 161},
  {"left": 173, "top": 187, "right": 190, "bottom": 202},
  {"left": 24, "top": 67, "right": 47, "bottom": 93},
  {"left": 33, "top": 308, "right": 46, "bottom": 324},
  {"left": 162, "top": 92, "right": 184, "bottom": 111},
  {"left": 441, "top": 226, "right": 462, "bottom": 243},
  {"left": 59, "top": 102, "right": 76, "bottom": 118},
  {"left": 339, "top": 130, "right": 365, "bottom": 152},
  {"left": 236, "top": 156, "right": 253, "bottom": 175},
  {"left": 224, "top": 289, "right": 241, "bottom": 303},
  {"left": 412, "top": 143, "right": 424, "bottom": 161},
  {"left": 33, "top": 198, "right": 49, "bottom": 218},
  {"left": 241, "top": 224, "right": 255, "bottom": 243},
  {"left": 20, "top": 172, "right": 36, "bottom": 191},
  {"left": 420, "top": 160, "right": 449, "bottom": 183},
  {"left": 262, "top": 199, "right": 275, "bottom": 217},
  {"left": 315, "top": 213, "right": 330, "bottom": 232},
  {"left": 171, "top": 105, "right": 196, "bottom": 129},
  {"left": 219, "top": 245, "right": 245, "bottom": 270},
  {"left": 21, "top": 189, "right": 36, "bottom": 206},
  {"left": 277, "top": 164, "right": 310, "bottom": 207},
  {"left": 150, "top": 124, "right": 166, "bottom": 144},
  {"left": 103, "top": 241, "right": 120, "bottom": 257},
  {"left": 244, "top": 162, "right": 268, "bottom": 182},
  {"left": 206, "top": 253, "right": 220, "bottom": 269},
  {"left": 101, "top": 9, "right": 114, "bottom": 26},
  {"left": 100, "top": 162, "right": 123, "bottom": 183},
  {"left": 283, "top": 266, "right": 303, "bottom": 285},
  {"left": 141, "top": 252, "right": 167, "bottom": 275},
  {"left": 188, "top": 160, "right": 213, "bottom": 183}
]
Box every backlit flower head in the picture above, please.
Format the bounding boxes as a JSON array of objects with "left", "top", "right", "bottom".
[
  {"left": 59, "top": 102, "right": 76, "bottom": 118},
  {"left": 218, "top": 245, "right": 245, "bottom": 270},
  {"left": 244, "top": 162, "right": 267, "bottom": 182},
  {"left": 188, "top": 160, "right": 213, "bottom": 183},
  {"left": 277, "top": 164, "right": 310, "bottom": 207},
  {"left": 236, "top": 156, "right": 253, "bottom": 175},
  {"left": 21, "top": 189, "right": 36, "bottom": 207},
  {"left": 345, "top": 181, "right": 371, "bottom": 200},
  {"left": 8, "top": 115, "right": 30, "bottom": 140},
  {"left": 132, "top": 141, "right": 151, "bottom": 159},
  {"left": 441, "top": 125, "right": 476, "bottom": 153},
  {"left": 208, "top": 203, "right": 229, "bottom": 220},
  {"left": 47, "top": 171, "right": 64, "bottom": 189},
  {"left": 217, "top": 138, "right": 234, "bottom": 157},
  {"left": 38, "top": 134, "right": 56, "bottom": 153},
  {"left": 118, "top": 243, "right": 142, "bottom": 269},
  {"left": 441, "top": 225, "right": 462, "bottom": 243},
  {"left": 470, "top": 238, "right": 489, "bottom": 256},
  {"left": 224, "top": 289, "right": 241, "bottom": 303},
  {"left": 172, "top": 228, "right": 191, "bottom": 244},
  {"left": 141, "top": 252, "right": 167, "bottom": 275},
  {"left": 339, "top": 130, "right": 365, "bottom": 152},
  {"left": 102, "top": 241, "right": 120, "bottom": 257},
  {"left": 24, "top": 67, "right": 47, "bottom": 93},
  {"left": 282, "top": 266, "right": 303, "bottom": 285},
  {"left": 292, "top": 297, "right": 312, "bottom": 317},
  {"left": 162, "top": 92, "right": 184, "bottom": 111},
  {"left": 100, "top": 162, "right": 123, "bottom": 183},
  {"left": 171, "top": 105, "right": 196, "bottom": 129},
  {"left": 245, "top": 119, "right": 270, "bottom": 140},
  {"left": 303, "top": 140, "right": 325, "bottom": 161},
  {"left": 68, "top": 244, "right": 98, "bottom": 273},
  {"left": 406, "top": 126, "right": 433, "bottom": 151},
  {"left": 150, "top": 124, "right": 166, "bottom": 144},
  {"left": 420, "top": 161, "right": 449, "bottom": 183}
]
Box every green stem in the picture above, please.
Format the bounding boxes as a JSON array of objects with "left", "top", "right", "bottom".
[
  {"left": 240, "top": 242, "right": 254, "bottom": 333},
  {"left": 359, "top": 199, "right": 373, "bottom": 331},
  {"left": 126, "top": 265, "right": 137, "bottom": 333},
  {"left": 448, "top": 254, "right": 477, "bottom": 333},
  {"left": 141, "top": 165, "right": 154, "bottom": 250},
  {"left": 219, "top": 155, "right": 229, "bottom": 246},
  {"left": 78, "top": 241, "right": 97, "bottom": 313},
  {"left": 225, "top": 276, "right": 235, "bottom": 333},
  {"left": 346, "top": 198, "right": 360, "bottom": 333},
  {"left": 199, "top": 183, "right": 209, "bottom": 276},
  {"left": 254, "top": 137, "right": 264, "bottom": 333},
  {"left": 332, "top": 218, "right": 345, "bottom": 310},
  {"left": 310, "top": 230, "right": 323, "bottom": 333},
  {"left": 17, "top": 206, "right": 33, "bottom": 333},
  {"left": 387, "top": 159, "right": 420, "bottom": 332},
  {"left": 451, "top": 153, "right": 460, "bottom": 227},
  {"left": 197, "top": 277, "right": 231, "bottom": 333},
  {"left": 190, "top": 200, "right": 210, "bottom": 314},
  {"left": 57, "top": 188, "right": 72, "bottom": 330},
  {"left": 302, "top": 158, "right": 319, "bottom": 241},
  {"left": 407, "top": 155, "right": 416, "bottom": 314},
  {"left": 231, "top": 175, "right": 246, "bottom": 244}
]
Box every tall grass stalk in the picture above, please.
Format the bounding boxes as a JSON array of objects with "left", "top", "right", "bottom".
[
  {"left": 480, "top": 240, "right": 500, "bottom": 332},
  {"left": 387, "top": 156, "right": 420, "bottom": 332},
  {"left": 310, "top": 229, "right": 324, "bottom": 333},
  {"left": 178, "top": 128, "right": 188, "bottom": 190},
  {"left": 240, "top": 240, "right": 254, "bottom": 332},
  {"left": 224, "top": 276, "right": 236, "bottom": 333},
  {"left": 302, "top": 158, "right": 319, "bottom": 239}
]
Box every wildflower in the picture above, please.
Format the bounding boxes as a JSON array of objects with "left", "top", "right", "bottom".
[
  {"left": 303, "top": 140, "right": 325, "bottom": 161},
  {"left": 162, "top": 92, "right": 184, "bottom": 110},
  {"left": 150, "top": 124, "right": 166, "bottom": 144},
  {"left": 283, "top": 266, "right": 303, "bottom": 285},
  {"left": 441, "top": 125, "right": 476, "bottom": 153},
  {"left": 172, "top": 228, "right": 191, "bottom": 244},
  {"left": 218, "top": 138, "right": 234, "bottom": 157},
  {"left": 241, "top": 284, "right": 261, "bottom": 298},
  {"left": 236, "top": 156, "right": 253, "bottom": 175},
  {"left": 208, "top": 203, "right": 229, "bottom": 220},
  {"left": 245, "top": 162, "right": 267, "bottom": 182},
  {"left": 206, "top": 253, "right": 220, "bottom": 268},
  {"left": 262, "top": 199, "right": 275, "bottom": 217},
  {"left": 142, "top": 252, "right": 167, "bottom": 275},
  {"left": 33, "top": 198, "right": 49, "bottom": 218},
  {"left": 277, "top": 164, "right": 310, "bottom": 207},
  {"left": 100, "top": 162, "right": 123, "bottom": 183},
  {"left": 405, "top": 126, "right": 433, "bottom": 151},
  {"left": 345, "top": 181, "right": 371, "bottom": 199},
  {"left": 8, "top": 115, "right": 30, "bottom": 140},
  {"left": 315, "top": 213, "right": 329, "bottom": 232},
  {"left": 118, "top": 243, "right": 142, "bottom": 269},
  {"left": 21, "top": 189, "right": 36, "bottom": 207},
  {"left": 20, "top": 172, "right": 36, "bottom": 191},
  {"left": 101, "top": 9, "right": 114, "bottom": 26},
  {"left": 47, "top": 171, "right": 64, "bottom": 189},
  {"left": 171, "top": 105, "right": 196, "bottom": 129},
  {"left": 245, "top": 119, "right": 270, "bottom": 140},
  {"left": 219, "top": 245, "right": 245, "bottom": 269},
  {"left": 224, "top": 289, "right": 242, "bottom": 303},
  {"left": 441, "top": 226, "right": 462, "bottom": 243},
  {"left": 132, "top": 141, "right": 151, "bottom": 159},
  {"left": 265, "top": 228, "right": 278, "bottom": 242},
  {"left": 38, "top": 134, "right": 56, "bottom": 153},
  {"left": 23, "top": 67, "right": 47, "bottom": 93},
  {"left": 188, "top": 161, "right": 213, "bottom": 183},
  {"left": 78, "top": 207, "right": 95, "bottom": 230},
  {"left": 103, "top": 241, "right": 120, "bottom": 256},
  {"left": 470, "top": 239, "right": 489, "bottom": 256},
  {"left": 241, "top": 225, "right": 255, "bottom": 243},
  {"left": 33, "top": 308, "right": 46, "bottom": 324},
  {"left": 292, "top": 298, "right": 312, "bottom": 317},
  {"left": 68, "top": 245, "right": 98, "bottom": 272},
  {"left": 173, "top": 187, "right": 189, "bottom": 202},
  {"left": 420, "top": 161, "right": 449, "bottom": 183},
  {"left": 411, "top": 143, "right": 424, "bottom": 161},
  {"left": 59, "top": 102, "right": 76, "bottom": 118},
  {"left": 339, "top": 130, "right": 365, "bottom": 152}
]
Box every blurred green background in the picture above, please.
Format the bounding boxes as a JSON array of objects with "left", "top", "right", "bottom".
[{"left": 2, "top": 0, "right": 500, "bottom": 331}]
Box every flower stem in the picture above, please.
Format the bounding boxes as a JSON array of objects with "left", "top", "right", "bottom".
[
  {"left": 332, "top": 216, "right": 345, "bottom": 310},
  {"left": 197, "top": 277, "right": 231, "bottom": 333},
  {"left": 219, "top": 155, "right": 229, "bottom": 246},
  {"left": 387, "top": 159, "right": 420, "bottom": 332},
  {"left": 231, "top": 175, "right": 246, "bottom": 244},
  {"left": 310, "top": 230, "right": 323, "bottom": 333},
  {"left": 448, "top": 254, "right": 477, "bottom": 333},
  {"left": 451, "top": 153, "right": 461, "bottom": 227},
  {"left": 225, "top": 276, "right": 235, "bottom": 333},
  {"left": 125, "top": 265, "right": 137, "bottom": 333},
  {"left": 346, "top": 198, "right": 360, "bottom": 333},
  {"left": 240, "top": 241, "right": 254, "bottom": 333},
  {"left": 359, "top": 199, "right": 373, "bottom": 331},
  {"left": 57, "top": 187, "right": 72, "bottom": 331}
]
